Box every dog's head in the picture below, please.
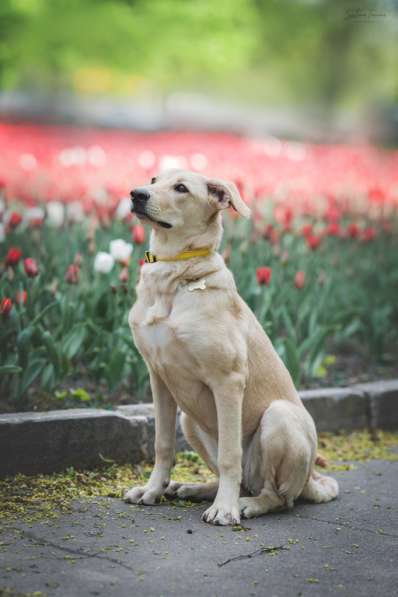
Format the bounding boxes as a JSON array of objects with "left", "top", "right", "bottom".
[{"left": 130, "top": 170, "right": 251, "bottom": 232}]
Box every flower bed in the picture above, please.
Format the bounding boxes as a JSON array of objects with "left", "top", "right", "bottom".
[{"left": 0, "top": 122, "right": 398, "bottom": 412}]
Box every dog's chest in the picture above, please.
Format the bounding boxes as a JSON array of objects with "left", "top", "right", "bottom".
[
  {"left": 133, "top": 320, "right": 176, "bottom": 366},
  {"left": 129, "top": 291, "right": 184, "bottom": 371}
]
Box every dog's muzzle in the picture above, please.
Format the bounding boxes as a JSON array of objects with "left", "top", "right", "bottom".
[
  {"left": 129, "top": 188, "right": 172, "bottom": 229},
  {"left": 130, "top": 188, "right": 150, "bottom": 215}
]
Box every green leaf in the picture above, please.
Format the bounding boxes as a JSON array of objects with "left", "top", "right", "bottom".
[
  {"left": 0, "top": 365, "right": 22, "bottom": 375},
  {"left": 41, "top": 363, "right": 55, "bottom": 390},
  {"left": 63, "top": 325, "right": 86, "bottom": 360},
  {"left": 283, "top": 337, "right": 301, "bottom": 385},
  {"left": 21, "top": 358, "right": 46, "bottom": 393},
  {"left": 107, "top": 350, "right": 126, "bottom": 390}
]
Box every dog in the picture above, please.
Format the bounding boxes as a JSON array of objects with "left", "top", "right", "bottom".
[{"left": 125, "top": 169, "right": 338, "bottom": 525}]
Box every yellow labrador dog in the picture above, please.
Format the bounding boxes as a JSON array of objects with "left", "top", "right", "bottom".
[{"left": 125, "top": 169, "right": 338, "bottom": 525}]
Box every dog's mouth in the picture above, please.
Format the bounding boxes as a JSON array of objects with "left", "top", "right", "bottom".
[{"left": 131, "top": 205, "right": 172, "bottom": 229}]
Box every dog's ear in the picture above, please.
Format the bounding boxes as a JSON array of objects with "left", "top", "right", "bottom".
[{"left": 207, "top": 179, "right": 251, "bottom": 218}]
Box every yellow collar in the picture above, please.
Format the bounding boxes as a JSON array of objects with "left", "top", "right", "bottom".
[{"left": 144, "top": 247, "right": 212, "bottom": 264}]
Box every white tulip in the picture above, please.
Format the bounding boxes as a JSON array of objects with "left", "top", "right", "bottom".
[
  {"left": 190, "top": 153, "right": 208, "bottom": 171},
  {"left": 115, "top": 197, "right": 132, "bottom": 220},
  {"left": 94, "top": 252, "right": 115, "bottom": 274},
  {"left": 138, "top": 150, "right": 156, "bottom": 169},
  {"left": 46, "top": 201, "right": 65, "bottom": 227},
  {"left": 0, "top": 223, "right": 5, "bottom": 243},
  {"left": 109, "top": 239, "right": 133, "bottom": 262},
  {"left": 67, "top": 201, "right": 85, "bottom": 222},
  {"left": 25, "top": 207, "right": 45, "bottom": 223},
  {"left": 159, "top": 155, "right": 187, "bottom": 172}
]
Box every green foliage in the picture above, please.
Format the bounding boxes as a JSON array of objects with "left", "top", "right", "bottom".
[
  {"left": 1, "top": 212, "right": 398, "bottom": 410},
  {"left": 0, "top": 0, "right": 397, "bottom": 106}
]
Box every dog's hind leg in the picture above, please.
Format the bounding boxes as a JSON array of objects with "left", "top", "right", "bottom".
[
  {"left": 240, "top": 400, "right": 319, "bottom": 519},
  {"left": 165, "top": 412, "right": 219, "bottom": 501}
]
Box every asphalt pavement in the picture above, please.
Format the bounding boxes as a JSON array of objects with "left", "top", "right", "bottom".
[{"left": 1, "top": 460, "right": 397, "bottom": 597}]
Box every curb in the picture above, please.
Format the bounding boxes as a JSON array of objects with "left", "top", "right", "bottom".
[{"left": 0, "top": 380, "right": 397, "bottom": 478}]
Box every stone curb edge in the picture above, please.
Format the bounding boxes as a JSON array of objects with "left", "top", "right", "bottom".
[{"left": 0, "top": 379, "right": 397, "bottom": 477}]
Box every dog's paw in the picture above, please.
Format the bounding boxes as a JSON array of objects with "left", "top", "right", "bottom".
[
  {"left": 239, "top": 497, "right": 262, "bottom": 519},
  {"left": 164, "top": 481, "right": 181, "bottom": 499},
  {"left": 201, "top": 502, "right": 240, "bottom": 526},
  {"left": 124, "top": 486, "right": 161, "bottom": 505}
]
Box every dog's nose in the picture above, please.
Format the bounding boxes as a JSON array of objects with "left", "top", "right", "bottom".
[{"left": 130, "top": 188, "right": 150, "bottom": 202}]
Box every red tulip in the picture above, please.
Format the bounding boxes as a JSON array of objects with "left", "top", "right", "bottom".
[
  {"left": 8, "top": 212, "right": 22, "bottom": 229},
  {"left": 16, "top": 290, "right": 28, "bottom": 305},
  {"left": 306, "top": 234, "right": 322, "bottom": 250},
  {"left": 256, "top": 266, "right": 272, "bottom": 286},
  {"left": 24, "top": 257, "right": 39, "bottom": 277},
  {"left": 294, "top": 271, "right": 305, "bottom": 289},
  {"left": 65, "top": 264, "right": 80, "bottom": 284},
  {"left": 5, "top": 247, "right": 22, "bottom": 267},
  {"left": 138, "top": 258, "right": 145, "bottom": 267},
  {"left": 368, "top": 187, "right": 384, "bottom": 203},
  {"left": 301, "top": 223, "right": 313, "bottom": 237},
  {"left": 362, "top": 227, "right": 376, "bottom": 242},
  {"left": 0, "top": 297, "right": 13, "bottom": 316},
  {"left": 326, "top": 222, "right": 341, "bottom": 236},
  {"left": 263, "top": 224, "right": 278, "bottom": 244},
  {"left": 132, "top": 224, "right": 145, "bottom": 244},
  {"left": 347, "top": 223, "right": 359, "bottom": 238}
]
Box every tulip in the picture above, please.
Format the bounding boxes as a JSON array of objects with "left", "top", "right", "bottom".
[
  {"left": 368, "top": 187, "right": 384, "bottom": 203},
  {"left": 115, "top": 197, "right": 132, "bottom": 220},
  {"left": 301, "top": 224, "right": 313, "bottom": 237},
  {"left": 65, "top": 263, "right": 80, "bottom": 284},
  {"left": 326, "top": 222, "right": 341, "bottom": 236},
  {"left": 46, "top": 201, "right": 65, "bottom": 227},
  {"left": 7, "top": 212, "right": 22, "bottom": 229},
  {"left": 94, "top": 252, "right": 115, "bottom": 273},
  {"left": 159, "top": 155, "right": 187, "bottom": 172},
  {"left": 138, "top": 258, "right": 145, "bottom": 267},
  {"left": 5, "top": 247, "right": 22, "bottom": 267},
  {"left": 256, "top": 266, "right": 272, "bottom": 286},
  {"left": 16, "top": 290, "right": 27, "bottom": 305},
  {"left": 132, "top": 225, "right": 145, "bottom": 244},
  {"left": 109, "top": 239, "right": 133, "bottom": 263},
  {"left": 25, "top": 207, "right": 45, "bottom": 228},
  {"left": 263, "top": 224, "right": 278, "bottom": 244},
  {"left": 24, "top": 257, "right": 39, "bottom": 277},
  {"left": 294, "top": 271, "right": 305, "bottom": 289},
  {"left": 347, "top": 223, "right": 359, "bottom": 238},
  {"left": 67, "top": 201, "right": 85, "bottom": 223},
  {"left": 0, "top": 297, "right": 13, "bottom": 316},
  {"left": 306, "top": 234, "right": 322, "bottom": 251},
  {"left": 362, "top": 227, "right": 376, "bottom": 242}
]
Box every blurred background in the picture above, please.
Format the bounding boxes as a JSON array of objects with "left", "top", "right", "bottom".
[
  {"left": 1, "top": 0, "right": 398, "bottom": 409},
  {"left": 1, "top": 0, "right": 398, "bottom": 142}
]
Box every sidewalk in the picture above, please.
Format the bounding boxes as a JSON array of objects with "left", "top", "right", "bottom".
[{"left": 1, "top": 460, "right": 397, "bottom": 597}]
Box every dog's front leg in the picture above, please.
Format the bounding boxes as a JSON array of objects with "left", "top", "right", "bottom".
[
  {"left": 202, "top": 374, "right": 244, "bottom": 525},
  {"left": 125, "top": 369, "right": 177, "bottom": 505}
]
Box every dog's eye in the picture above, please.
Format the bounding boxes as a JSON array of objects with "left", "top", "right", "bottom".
[
  {"left": 150, "top": 177, "right": 157, "bottom": 184},
  {"left": 174, "top": 183, "right": 189, "bottom": 193}
]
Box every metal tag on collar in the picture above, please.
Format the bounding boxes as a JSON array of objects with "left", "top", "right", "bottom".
[{"left": 145, "top": 251, "right": 157, "bottom": 263}]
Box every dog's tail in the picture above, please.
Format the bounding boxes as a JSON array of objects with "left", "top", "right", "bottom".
[{"left": 300, "top": 470, "right": 339, "bottom": 503}]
